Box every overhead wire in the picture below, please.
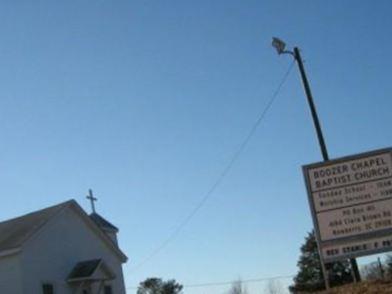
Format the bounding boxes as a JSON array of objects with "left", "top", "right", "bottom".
[{"left": 128, "top": 60, "right": 296, "bottom": 274}]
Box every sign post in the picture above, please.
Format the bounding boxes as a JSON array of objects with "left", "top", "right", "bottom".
[{"left": 303, "top": 148, "right": 392, "bottom": 264}]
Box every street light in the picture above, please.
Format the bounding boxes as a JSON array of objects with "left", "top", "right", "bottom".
[
  {"left": 272, "top": 37, "right": 361, "bottom": 287},
  {"left": 272, "top": 37, "right": 291, "bottom": 55}
]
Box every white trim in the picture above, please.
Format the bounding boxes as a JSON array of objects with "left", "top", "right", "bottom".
[{"left": 0, "top": 247, "right": 21, "bottom": 258}]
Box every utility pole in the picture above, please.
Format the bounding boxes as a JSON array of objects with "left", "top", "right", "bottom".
[
  {"left": 293, "top": 48, "right": 329, "bottom": 161},
  {"left": 272, "top": 38, "right": 361, "bottom": 286}
]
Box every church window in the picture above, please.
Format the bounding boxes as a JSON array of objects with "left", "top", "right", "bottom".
[
  {"left": 104, "top": 285, "right": 113, "bottom": 294},
  {"left": 42, "top": 283, "right": 54, "bottom": 294}
]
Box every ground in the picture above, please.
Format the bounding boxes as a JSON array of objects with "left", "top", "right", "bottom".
[{"left": 317, "top": 280, "right": 392, "bottom": 294}]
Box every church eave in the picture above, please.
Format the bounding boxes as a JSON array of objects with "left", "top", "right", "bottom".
[{"left": 0, "top": 247, "right": 21, "bottom": 258}]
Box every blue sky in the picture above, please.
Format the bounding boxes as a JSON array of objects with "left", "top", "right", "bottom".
[{"left": 0, "top": 1, "right": 391, "bottom": 293}]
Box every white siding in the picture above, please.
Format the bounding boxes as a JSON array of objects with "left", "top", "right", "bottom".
[
  {"left": 20, "top": 208, "right": 127, "bottom": 294},
  {"left": 0, "top": 253, "right": 22, "bottom": 294}
]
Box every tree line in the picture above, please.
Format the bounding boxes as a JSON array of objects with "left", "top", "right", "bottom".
[{"left": 136, "top": 231, "right": 392, "bottom": 293}]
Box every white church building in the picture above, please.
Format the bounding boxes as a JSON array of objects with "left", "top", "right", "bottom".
[{"left": 0, "top": 196, "right": 128, "bottom": 294}]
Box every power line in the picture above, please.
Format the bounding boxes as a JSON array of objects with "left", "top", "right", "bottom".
[
  {"left": 128, "top": 60, "right": 296, "bottom": 273},
  {"left": 127, "top": 274, "right": 295, "bottom": 290}
]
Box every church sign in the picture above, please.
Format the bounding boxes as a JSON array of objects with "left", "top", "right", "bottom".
[{"left": 303, "top": 148, "right": 392, "bottom": 262}]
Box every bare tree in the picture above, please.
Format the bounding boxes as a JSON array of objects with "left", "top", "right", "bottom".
[
  {"left": 264, "top": 280, "right": 284, "bottom": 294},
  {"left": 361, "top": 261, "right": 384, "bottom": 281},
  {"left": 137, "top": 278, "right": 183, "bottom": 294},
  {"left": 228, "top": 279, "right": 248, "bottom": 294}
]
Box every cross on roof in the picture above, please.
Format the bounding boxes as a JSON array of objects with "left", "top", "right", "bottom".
[{"left": 86, "top": 189, "right": 97, "bottom": 213}]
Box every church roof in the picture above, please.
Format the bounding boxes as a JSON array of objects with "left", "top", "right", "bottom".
[
  {"left": 90, "top": 213, "right": 119, "bottom": 232},
  {"left": 0, "top": 201, "right": 69, "bottom": 253},
  {"left": 0, "top": 200, "right": 127, "bottom": 262},
  {"left": 67, "top": 258, "right": 116, "bottom": 282}
]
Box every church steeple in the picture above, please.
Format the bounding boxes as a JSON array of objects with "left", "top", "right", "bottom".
[{"left": 86, "top": 189, "right": 119, "bottom": 245}]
